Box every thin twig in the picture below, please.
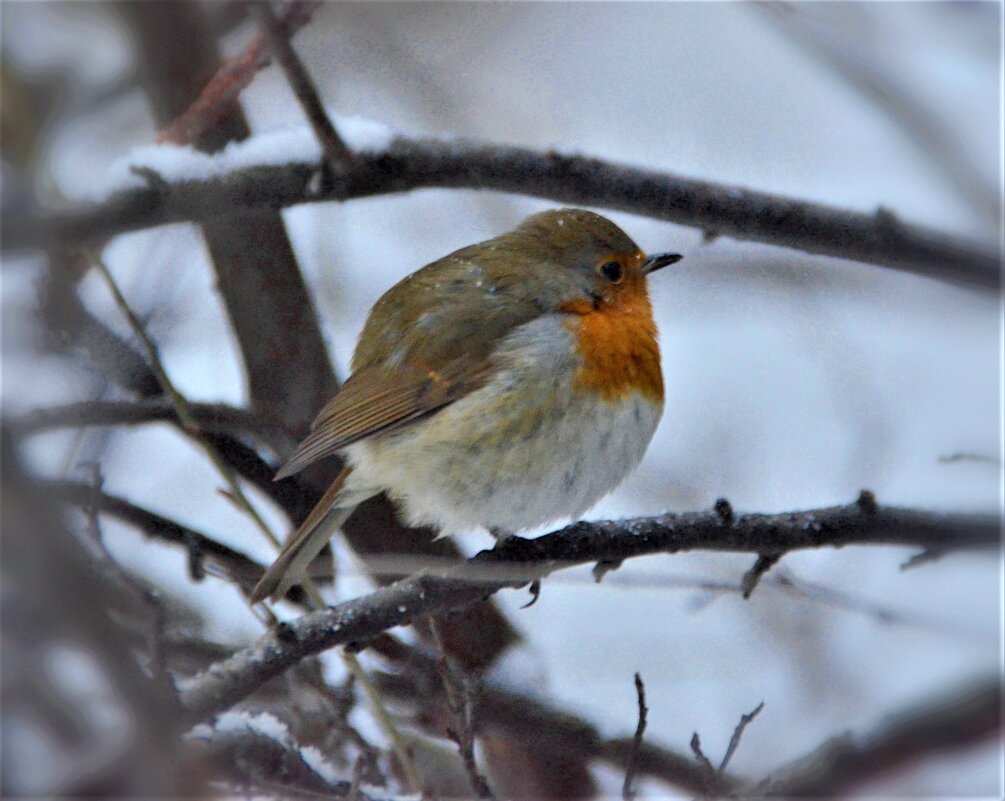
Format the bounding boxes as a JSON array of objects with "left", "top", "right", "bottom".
[
  {"left": 430, "top": 620, "right": 497, "bottom": 801},
  {"left": 14, "top": 138, "right": 999, "bottom": 290},
  {"left": 80, "top": 465, "right": 172, "bottom": 690},
  {"left": 87, "top": 248, "right": 281, "bottom": 551},
  {"left": 740, "top": 553, "right": 782, "bottom": 598},
  {"left": 719, "top": 701, "right": 765, "bottom": 772},
  {"left": 340, "top": 651, "right": 424, "bottom": 796},
  {"left": 622, "top": 672, "right": 648, "bottom": 801},
  {"left": 372, "top": 634, "right": 733, "bottom": 795},
  {"left": 16, "top": 398, "right": 293, "bottom": 457},
  {"left": 252, "top": 0, "right": 352, "bottom": 173},
  {"left": 689, "top": 732, "right": 718, "bottom": 795}
]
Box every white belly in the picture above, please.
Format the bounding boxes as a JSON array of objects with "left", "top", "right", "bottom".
[{"left": 342, "top": 315, "right": 663, "bottom": 534}]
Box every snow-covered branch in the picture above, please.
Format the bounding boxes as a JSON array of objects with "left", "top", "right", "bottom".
[{"left": 8, "top": 129, "right": 998, "bottom": 290}]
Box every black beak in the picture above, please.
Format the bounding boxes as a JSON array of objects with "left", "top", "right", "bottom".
[{"left": 643, "top": 252, "right": 683, "bottom": 275}]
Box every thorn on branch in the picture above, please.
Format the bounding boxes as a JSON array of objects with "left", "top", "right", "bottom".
[
  {"left": 741, "top": 553, "right": 782, "bottom": 599},
  {"left": 714, "top": 497, "right": 734, "bottom": 525},
  {"left": 275, "top": 621, "right": 298, "bottom": 644},
  {"left": 593, "top": 559, "right": 623, "bottom": 583},
  {"left": 874, "top": 204, "right": 902, "bottom": 234},
  {"left": 184, "top": 534, "right": 207, "bottom": 581},
  {"left": 900, "top": 548, "right": 945, "bottom": 571},
  {"left": 622, "top": 672, "right": 648, "bottom": 801},
  {"left": 856, "top": 489, "right": 878, "bottom": 515},
  {"left": 129, "top": 164, "right": 169, "bottom": 193},
  {"left": 520, "top": 579, "right": 542, "bottom": 608},
  {"left": 689, "top": 732, "right": 718, "bottom": 795}
]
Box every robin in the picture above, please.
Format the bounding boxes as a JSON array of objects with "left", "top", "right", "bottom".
[{"left": 251, "top": 208, "right": 681, "bottom": 603}]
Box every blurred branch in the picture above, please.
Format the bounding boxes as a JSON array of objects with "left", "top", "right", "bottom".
[
  {"left": 48, "top": 479, "right": 311, "bottom": 608},
  {"left": 50, "top": 481, "right": 269, "bottom": 587},
  {"left": 190, "top": 721, "right": 387, "bottom": 799},
  {"left": 372, "top": 634, "right": 733, "bottom": 795},
  {"left": 9, "top": 136, "right": 999, "bottom": 289},
  {"left": 2, "top": 434, "right": 185, "bottom": 796},
  {"left": 17, "top": 398, "right": 293, "bottom": 457},
  {"left": 40, "top": 253, "right": 162, "bottom": 398},
  {"left": 755, "top": 675, "right": 1000, "bottom": 796},
  {"left": 157, "top": 0, "right": 320, "bottom": 146},
  {"left": 761, "top": 2, "right": 999, "bottom": 228},
  {"left": 252, "top": 0, "right": 352, "bottom": 171},
  {"left": 429, "top": 620, "right": 497, "bottom": 801},
  {"left": 90, "top": 248, "right": 282, "bottom": 550},
  {"left": 178, "top": 493, "right": 997, "bottom": 723},
  {"left": 128, "top": 0, "right": 338, "bottom": 437}
]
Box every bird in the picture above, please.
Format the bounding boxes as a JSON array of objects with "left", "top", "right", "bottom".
[{"left": 250, "top": 208, "right": 681, "bottom": 603}]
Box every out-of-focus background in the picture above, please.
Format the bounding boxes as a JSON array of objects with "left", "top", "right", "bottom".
[{"left": 1, "top": 2, "right": 1000, "bottom": 798}]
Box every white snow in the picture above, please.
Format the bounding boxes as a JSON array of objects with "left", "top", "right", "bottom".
[
  {"left": 213, "top": 710, "right": 293, "bottom": 744},
  {"left": 196, "top": 712, "right": 340, "bottom": 785},
  {"left": 299, "top": 745, "right": 339, "bottom": 784},
  {"left": 89, "top": 113, "right": 395, "bottom": 200}
]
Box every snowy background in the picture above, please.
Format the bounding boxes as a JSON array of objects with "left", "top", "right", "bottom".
[{"left": 2, "top": 2, "right": 1000, "bottom": 797}]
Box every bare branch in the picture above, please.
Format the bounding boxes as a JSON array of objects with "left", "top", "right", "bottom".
[
  {"left": 719, "top": 701, "right": 765, "bottom": 772},
  {"left": 371, "top": 634, "right": 732, "bottom": 795},
  {"left": 190, "top": 720, "right": 381, "bottom": 799},
  {"left": 157, "top": 0, "right": 320, "bottom": 146},
  {"left": 760, "top": 3, "right": 998, "bottom": 227},
  {"left": 252, "top": 1, "right": 352, "bottom": 170},
  {"left": 741, "top": 553, "right": 782, "bottom": 599},
  {"left": 689, "top": 732, "right": 718, "bottom": 794},
  {"left": 177, "top": 496, "right": 996, "bottom": 724},
  {"left": 48, "top": 479, "right": 313, "bottom": 606},
  {"left": 622, "top": 673, "right": 648, "bottom": 801},
  {"left": 16, "top": 398, "right": 293, "bottom": 457},
  {"left": 8, "top": 137, "right": 998, "bottom": 289},
  {"left": 430, "top": 620, "right": 497, "bottom": 801},
  {"left": 757, "top": 676, "right": 1000, "bottom": 796}
]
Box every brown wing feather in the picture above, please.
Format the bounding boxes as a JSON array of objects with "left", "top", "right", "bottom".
[{"left": 274, "top": 354, "right": 492, "bottom": 480}]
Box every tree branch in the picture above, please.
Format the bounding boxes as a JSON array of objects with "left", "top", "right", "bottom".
[
  {"left": 756, "top": 675, "right": 1000, "bottom": 796},
  {"left": 177, "top": 496, "right": 996, "bottom": 724},
  {"left": 49, "top": 480, "right": 275, "bottom": 590},
  {"left": 8, "top": 136, "right": 998, "bottom": 289},
  {"left": 252, "top": 0, "right": 352, "bottom": 170},
  {"left": 371, "top": 634, "right": 733, "bottom": 795},
  {"left": 17, "top": 398, "right": 294, "bottom": 459},
  {"left": 157, "top": 0, "right": 320, "bottom": 146}
]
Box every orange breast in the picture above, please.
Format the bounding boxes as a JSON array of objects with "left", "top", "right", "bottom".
[{"left": 561, "top": 294, "right": 664, "bottom": 404}]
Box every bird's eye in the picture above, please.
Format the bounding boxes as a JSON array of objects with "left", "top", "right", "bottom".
[{"left": 599, "top": 261, "right": 623, "bottom": 283}]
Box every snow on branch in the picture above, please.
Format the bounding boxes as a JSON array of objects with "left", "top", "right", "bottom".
[
  {"left": 177, "top": 494, "right": 997, "bottom": 724},
  {"left": 7, "top": 127, "right": 998, "bottom": 290}
]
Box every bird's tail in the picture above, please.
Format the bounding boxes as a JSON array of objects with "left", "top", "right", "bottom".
[{"left": 251, "top": 466, "right": 364, "bottom": 604}]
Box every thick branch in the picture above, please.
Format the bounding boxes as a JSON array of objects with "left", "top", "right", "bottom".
[
  {"left": 178, "top": 497, "right": 996, "bottom": 723},
  {"left": 7, "top": 137, "right": 998, "bottom": 289}
]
